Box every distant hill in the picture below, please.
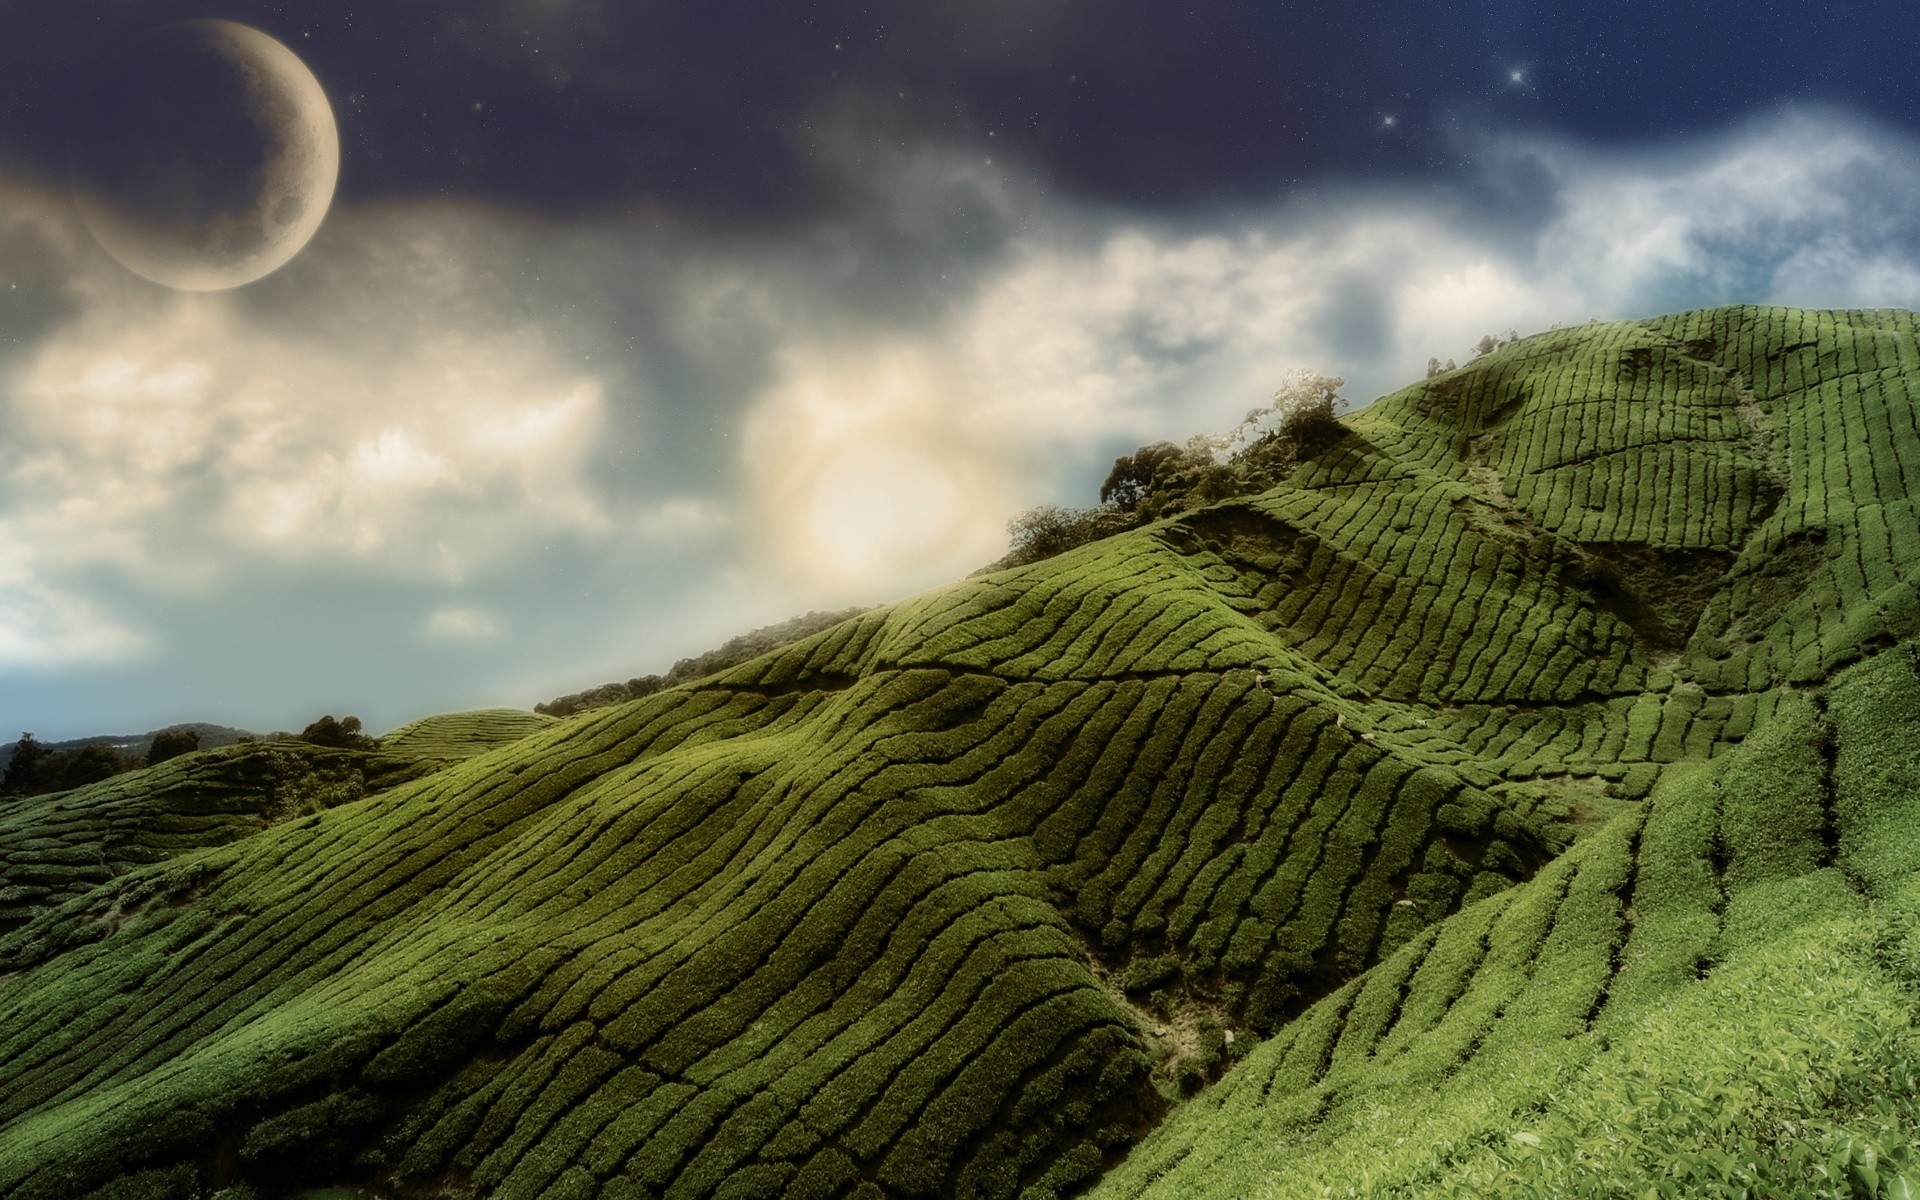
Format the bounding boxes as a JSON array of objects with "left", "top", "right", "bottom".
[
  {"left": 0, "top": 721, "right": 252, "bottom": 775},
  {"left": 535, "top": 605, "right": 874, "bottom": 717},
  {"left": 4, "top": 305, "right": 1920, "bottom": 1200}
]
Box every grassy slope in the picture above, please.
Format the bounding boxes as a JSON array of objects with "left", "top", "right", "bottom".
[
  {"left": 1094, "top": 648, "right": 1920, "bottom": 1199},
  {"left": 0, "top": 305, "right": 1916, "bottom": 1199},
  {"left": 1095, "top": 304, "right": 1920, "bottom": 1198},
  {"left": 377, "top": 710, "right": 558, "bottom": 763}
]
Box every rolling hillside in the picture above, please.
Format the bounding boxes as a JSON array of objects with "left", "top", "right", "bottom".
[{"left": 1, "top": 304, "right": 1918, "bottom": 1199}]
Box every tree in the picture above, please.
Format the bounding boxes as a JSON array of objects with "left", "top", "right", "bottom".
[
  {"left": 995, "top": 367, "right": 1349, "bottom": 571},
  {"left": 58, "top": 744, "right": 133, "bottom": 790},
  {"left": 1224, "top": 370, "right": 1349, "bottom": 490},
  {"left": 3, "top": 735, "right": 140, "bottom": 796},
  {"left": 1000, "top": 505, "right": 1137, "bottom": 570},
  {"left": 1101, "top": 441, "right": 1190, "bottom": 512},
  {"left": 1471, "top": 328, "right": 1522, "bottom": 359},
  {"left": 3, "top": 733, "right": 44, "bottom": 793},
  {"left": 147, "top": 729, "right": 201, "bottom": 766},
  {"left": 1239, "top": 369, "right": 1346, "bottom": 446},
  {"left": 297, "top": 715, "right": 378, "bottom": 750}
]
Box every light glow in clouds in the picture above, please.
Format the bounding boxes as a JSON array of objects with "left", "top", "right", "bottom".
[
  {"left": 745, "top": 343, "right": 1009, "bottom": 592},
  {"left": 11, "top": 105, "right": 1920, "bottom": 733}
]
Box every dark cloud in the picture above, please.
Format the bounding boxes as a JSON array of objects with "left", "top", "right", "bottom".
[
  {"left": 0, "top": 217, "right": 80, "bottom": 351},
  {"left": 7, "top": 1, "right": 1919, "bottom": 227}
]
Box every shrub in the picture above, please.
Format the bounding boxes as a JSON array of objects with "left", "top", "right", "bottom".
[{"left": 535, "top": 607, "right": 872, "bottom": 717}]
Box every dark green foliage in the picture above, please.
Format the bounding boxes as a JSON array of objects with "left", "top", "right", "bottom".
[
  {"left": 537, "top": 607, "right": 873, "bottom": 716},
  {"left": 296, "top": 715, "right": 378, "bottom": 750},
  {"left": 1091, "top": 372, "right": 1351, "bottom": 529},
  {"left": 1, "top": 733, "right": 144, "bottom": 797},
  {"left": 1099, "top": 439, "right": 1242, "bottom": 521},
  {"left": 4, "top": 306, "right": 1920, "bottom": 1200},
  {"left": 535, "top": 676, "right": 666, "bottom": 718},
  {"left": 0, "top": 726, "right": 254, "bottom": 787},
  {"left": 144, "top": 730, "right": 199, "bottom": 767},
  {"left": 2, "top": 733, "right": 45, "bottom": 793},
  {"left": 991, "top": 505, "right": 1142, "bottom": 571}
]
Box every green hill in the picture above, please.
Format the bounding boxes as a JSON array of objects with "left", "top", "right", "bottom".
[{"left": 2, "top": 304, "right": 1918, "bottom": 1199}]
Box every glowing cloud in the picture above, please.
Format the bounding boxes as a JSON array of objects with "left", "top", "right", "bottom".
[{"left": 743, "top": 343, "right": 1012, "bottom": 592}]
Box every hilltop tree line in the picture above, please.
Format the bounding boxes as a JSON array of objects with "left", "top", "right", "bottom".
[
  {"left": 998, "top": 332, "right": 1534, "bottom": 571},
  {"left": 1, "top": 716, "right": 377, "bottom": 798},
  {"left": 537, "top": 607, "right": 874, "bottom": 718},
  {"left": 994, "top": 368, "right": 1350, "bottom": 571}
]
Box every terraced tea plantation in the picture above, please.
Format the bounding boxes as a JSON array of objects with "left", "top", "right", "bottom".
[{"left": 4, "top": 304, "right": 1920, "bottom": 1199}]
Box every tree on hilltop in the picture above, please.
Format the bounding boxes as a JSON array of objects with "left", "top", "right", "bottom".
[
  {"left": 993, "top": 370, "right": 1352, "bottom": 571},
  {"left": 1472, "top": 328, "right": 1522, "bottom": 359},
  {"left": 147, "top": 729, "right": 201, "bottom": 766},
  {"left": 1226, "top": 369, "right": 1348, "bottom": 489},
  {"left": 297, "top": 715, "right": 378, "bottom": 750},
  {"left": 3, "top": 733, "right": 44, "bottom": 793}
]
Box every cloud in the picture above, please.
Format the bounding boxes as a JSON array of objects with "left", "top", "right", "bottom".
[
  {"left": 631, "top": 497, "right": 729, "bottom": 541},
  {"left": 424, "top": 607, "right": 503, "bottom": 642},
  {"left": 13, "top": 102, "right": 1920, "bottom": 702},
  {"left": 1517, "top": 105, "right": 1920, "bottom": 312},
  {"left": 0, "top": 524, "right": 148, "bottom": 670},
  {"left": 719, "top": 105, "right": 1920, "bottom": 605},
  {"left": 3, "top": 194, "right": 618, "bottom": 592},
  {"left": 742, "top": 340, "right": 1014, "bottom": 594},
  {"left": 925, "top": 103, "right": 1920, "bottom": 441}
]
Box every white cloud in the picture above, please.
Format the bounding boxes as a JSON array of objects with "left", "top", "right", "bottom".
[
  {"left": 0, "top": 524, "right": 148, "bottom": 669},
  {"left": 631, "top": 497, "right": 729, "bottom": 540},
  {"left": 742, "top": 340, "right": 1013, "bottom": 594},
  {"left": 952, "top": 108, "right": 1920, "bottom": 444},
  {"left": 1522, "top": 106, "right": 1920, "bottom": 312},
  {"left": 727, "top": 106, "right": 1920, "bottom": 598},
  {"left": 14, "top": 104, "right": 1920, "bottom": 682},
  {"left": 2, "top": 195, "right": 617, "bottom": 601},
  {"left": 424, "top": 607, "right": 503, "bottom": 642}
]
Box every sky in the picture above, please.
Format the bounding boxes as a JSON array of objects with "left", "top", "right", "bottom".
[{"left": 7, "top": 0, "right": 1920, "bottom": 740}]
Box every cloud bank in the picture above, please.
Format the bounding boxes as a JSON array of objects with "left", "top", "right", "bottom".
[{"left": 8, "top": 104, "right": 1920, "bottom": 732}]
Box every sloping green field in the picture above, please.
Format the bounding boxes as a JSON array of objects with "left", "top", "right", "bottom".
[
  {"left": 1, "top": 305, "right": 1917, "bottom": 1199},
  {"left": 375, "top": 711, "right": 558, "bottom": 763},
  {"left": 1095, "top": 646, "right": 1920, "bottom": 1199}
]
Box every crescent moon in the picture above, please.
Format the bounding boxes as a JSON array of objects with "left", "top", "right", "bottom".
[{"left": 69, "top": 20, "right": 340, "bottom": 291}]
